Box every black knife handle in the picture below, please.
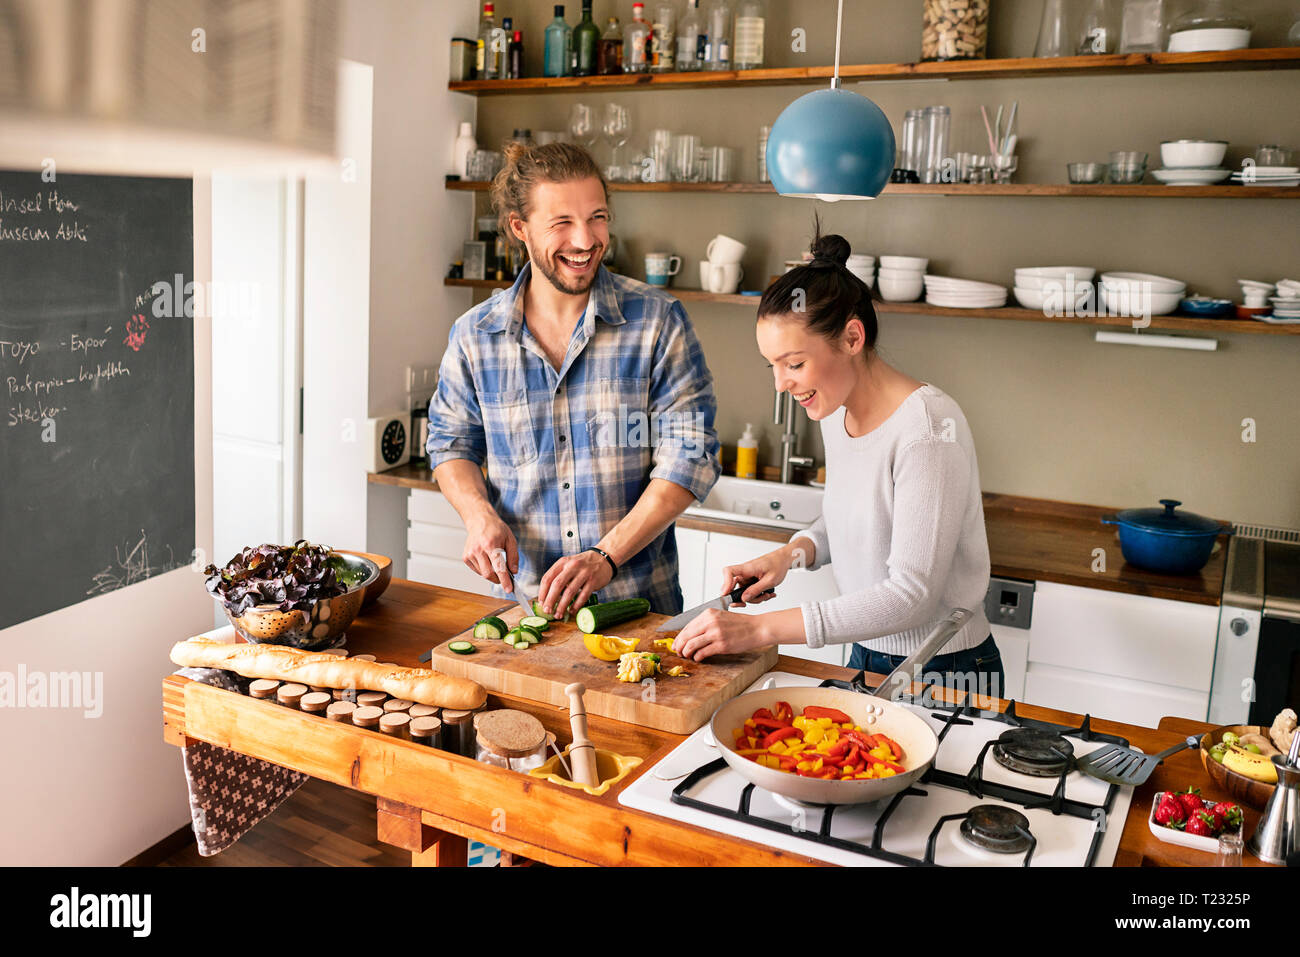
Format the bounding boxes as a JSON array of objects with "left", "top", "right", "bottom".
[{"left": 729, "top": 576, "right": 775, "bottom": 604}]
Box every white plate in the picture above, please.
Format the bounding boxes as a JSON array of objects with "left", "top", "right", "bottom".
[
  {"left": 1152, "top": 168, "right": 1231, "bottom": 184},
  {"left": 1245, "top": 166, "right": 1299, "bottom": 175},
  {"left": 923, "top": 276, "right": 1007, "bottom": 293},
  {"left": 926, "top": 296, "right": 1008, "bottom": 309},
  {"left": 1259, "top": 314, "right": 1300, "bottom": 324},
  {"left": 1233, "top": 178, "right": 1300, "bottom": 187},
  {"left": 1147, "top": 793, "right": 1227, "bottom": 853}
]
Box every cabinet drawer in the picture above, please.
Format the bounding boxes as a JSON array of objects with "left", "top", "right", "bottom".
[
  {"left": 406, "top": 553, "right": 496, "bottom": 597},
  {"left": 407, "top": 488, "right": 465, "bottom": 527},
  {"left": 1028, "top": 581, "right": 1217, "bottom": 692},
  {"left": 1024, "top": 663, "right": 1208, "bottom": 727},
  {"left": 408, "top": 520, "right": 467, "bottom": 560}
]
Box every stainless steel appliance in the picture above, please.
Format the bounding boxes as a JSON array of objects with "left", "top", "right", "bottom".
[{"left": 1208, "top": 528, "right": 1300, "bottom": 726}]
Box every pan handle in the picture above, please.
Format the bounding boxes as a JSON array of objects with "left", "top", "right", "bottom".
[{"left": 870, "top": 608, "right": 974, "bottom": 701}]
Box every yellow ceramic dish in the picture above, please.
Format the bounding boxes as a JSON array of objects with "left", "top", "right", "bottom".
[{"left": 528, "top": 747, "right": 642, "bottom": 797}]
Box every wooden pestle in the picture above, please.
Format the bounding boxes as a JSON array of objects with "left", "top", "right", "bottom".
[{"left": 564, "top": 682, "right": 600, "bottom": 788}]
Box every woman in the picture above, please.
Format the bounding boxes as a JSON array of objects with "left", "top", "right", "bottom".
[{"left": 672, "top": 225, "right": 1004, "bottom": 700}]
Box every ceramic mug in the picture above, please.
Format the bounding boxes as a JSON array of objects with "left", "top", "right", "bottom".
[
  {"left": 700, "top": 260, "right": 744, "bottom": 293},
  {"left": 705, "top": 234, "right": 746, "bottom": 265},
  {"left": 645, "top": 252, "right": 681, "bottom": 287}
]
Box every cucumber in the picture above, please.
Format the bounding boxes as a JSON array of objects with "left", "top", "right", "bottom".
[
  {"left": 473, "top": 616, "right": 508, "bottom": 641},
  {"left": 508, "top": 626, "right": 542, "bottom": 646},
  {"left": 576, "top": 598, "right": 652, "bottom": 635},
  {"left": 504, "top": 633, "right": 523, "bottom": 648},
  {"left": 520, "top": 615, "right": 550, "bottom": 632},
  {"left": 448, "top": 641, "right": 476, "bottom": 654},
  {"left": 530, "top": 601, "right": 555, "bottom": 621}
]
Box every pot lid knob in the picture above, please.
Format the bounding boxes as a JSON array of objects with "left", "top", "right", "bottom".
[{"left": 1159, "top": 499, "right": 1182, "bottom": 514}]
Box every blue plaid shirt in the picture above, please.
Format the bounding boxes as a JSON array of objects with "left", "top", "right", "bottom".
[{"left": 427, "top": 263, "right": 721, "bottom": 615}]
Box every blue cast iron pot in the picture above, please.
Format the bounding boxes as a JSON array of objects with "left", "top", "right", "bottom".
[{"left": 1101, "top": 499, "right": 1229, "bottom": 575}]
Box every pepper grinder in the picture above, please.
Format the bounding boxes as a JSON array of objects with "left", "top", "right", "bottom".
[
  {"left": 564, "top": 682, "right": 600, "bottom": 788},
  {"left": 1247, "top": 731, "right": 1300, "bottom": 865}
]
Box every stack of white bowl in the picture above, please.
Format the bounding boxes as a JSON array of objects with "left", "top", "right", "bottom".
[
  {"left": 1099, "top": 272, "right": 1187, "bottom": 317},
  {"left": 1152, "top": 140, "right": 1230, "bottom": 186},
  {"left": 877, "top": 256, "right": 927, "bottom": 301},
  {"left": 845, "top": 253, "right": 875, "bottom": 289},
  {"left": 923, "top": 275, "right": 1008, "bottom": 308},
  {"left": 1013, "top": 266, "right": 1096, "bottom": 310}
]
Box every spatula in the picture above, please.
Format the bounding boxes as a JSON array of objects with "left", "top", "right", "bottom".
[{"left": 1073, "top": 735, "right": 1203, "bottom": 786}]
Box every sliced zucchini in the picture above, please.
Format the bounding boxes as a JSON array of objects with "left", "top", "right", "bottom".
[
  {"left": 448, "top": 640, "right": 476, "bottom": 654},
  {"left": 576, "top": 598, "right": 651, "bottom": 635},
  {"left": 520, "top": 615, "right": 550, "bottom": 632},
  {"left": 473, "top": 616, "right": 508, "bottom": 641}
]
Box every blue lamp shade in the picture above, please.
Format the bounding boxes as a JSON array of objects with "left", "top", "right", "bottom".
[{"left": 766, "top": 88, "right": 896, "bottom": 201}]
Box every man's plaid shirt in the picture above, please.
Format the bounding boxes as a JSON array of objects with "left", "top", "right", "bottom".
[{"left": 427, "top": 262, "right": 720, "bottom": 614}]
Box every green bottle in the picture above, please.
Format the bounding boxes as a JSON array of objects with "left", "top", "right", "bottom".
[{"left": 573, "top": 0, "right": 599, "bottom": 76}]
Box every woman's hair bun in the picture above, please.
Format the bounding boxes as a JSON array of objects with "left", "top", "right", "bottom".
[{"left": 810, "top": 232, "right": 851, "bottom": 268}]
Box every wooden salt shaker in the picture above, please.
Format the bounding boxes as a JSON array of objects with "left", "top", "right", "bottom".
[{"left": 564, "top": 683, "right": 600, "bottom": 787}]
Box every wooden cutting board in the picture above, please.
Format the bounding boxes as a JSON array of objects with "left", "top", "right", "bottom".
[{"left": 429, "top": 605, "right": 778, "bottom": 734}]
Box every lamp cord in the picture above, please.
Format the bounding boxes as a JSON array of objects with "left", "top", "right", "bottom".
[{"left": 832, "top": 0, "right": 843, "bottom": 89}]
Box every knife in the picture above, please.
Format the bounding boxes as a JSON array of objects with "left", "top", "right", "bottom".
[
  {"left": 655, "top": 577, "right": 775, "bottom": 632},
  {"left": 490, "top": 548, "right": 535, "bottom": 620}
]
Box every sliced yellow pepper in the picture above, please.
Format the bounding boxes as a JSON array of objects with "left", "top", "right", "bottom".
[{"left": 583, "top": 633, "right": 639, "bottom": 661}]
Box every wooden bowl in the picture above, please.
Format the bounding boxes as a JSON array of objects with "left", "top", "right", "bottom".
[
  {"left": 1198, "top": 724, "right": 1277, "bottom": 810},
  {"left": 337, "top": 550, "right": 392, "bottom": 609}
]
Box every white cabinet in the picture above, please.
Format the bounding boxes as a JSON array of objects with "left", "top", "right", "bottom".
[
  {"left": 675, "top": 527, "right": 848, "bottom": 667},
  {"left": 989, "top": 624, "right": 1029, "bottom": 702},
  {"left": 406, "top": 489, "right": 496, "bottom": 597},
  {"left": 1020, "top": 581, "right": 1217, "bottom": 726}
]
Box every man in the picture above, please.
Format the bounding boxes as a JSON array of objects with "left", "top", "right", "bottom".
[{"left": 427, "top": 142, "right": 719, "bottom": 618}]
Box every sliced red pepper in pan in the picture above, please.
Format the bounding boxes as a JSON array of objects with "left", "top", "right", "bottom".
[
  {"left": 802, "top": 706, "right": 853, "bottom": 724},
  {"left": 760, "top": 726, "right": 800, "bottom": 749},
  {"left": 752, "top": 708, "right": 775, "bottom": 721},
  {"left": 752, "top": 716, "right": 792, "bottom": 732},
  {"left": 774, "top": 701, "right": 793, "bottom": 723}
]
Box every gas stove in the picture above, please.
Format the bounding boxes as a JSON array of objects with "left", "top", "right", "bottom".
[{"left": 619, "top": 672, "right": 1137, "bottom": 866}]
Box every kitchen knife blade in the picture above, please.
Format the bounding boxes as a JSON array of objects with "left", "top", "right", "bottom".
[
  {"left": 655, "top": 577, "right": 775, "bottom": 632},
  {"left": 491, "top": 547, "right": 534, "bottom": 619}
]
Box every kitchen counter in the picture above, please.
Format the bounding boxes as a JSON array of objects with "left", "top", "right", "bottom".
[
  {"left": 369, "top": 467, "right": 1227, "bottom": 605},
  {"left": 162, "top": 580, "right": 1266, "bottom": 867}
]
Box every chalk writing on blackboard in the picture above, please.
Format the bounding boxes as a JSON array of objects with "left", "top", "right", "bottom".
[{"left": 86, "top": 530, "right": 184, "bottom": 597}]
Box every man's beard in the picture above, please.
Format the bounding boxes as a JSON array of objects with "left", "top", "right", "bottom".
[{"left": 532, "top": 247, "right": 602, "bottom": 295}]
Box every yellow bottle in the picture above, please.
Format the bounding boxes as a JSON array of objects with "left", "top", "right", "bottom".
[{"left": 736, "top": 422, "right": 758, "bottom": 480}]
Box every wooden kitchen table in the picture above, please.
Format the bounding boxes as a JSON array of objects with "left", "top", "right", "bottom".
[{"left": 162, "top": 580, "right": 1274, "bottom": 867}]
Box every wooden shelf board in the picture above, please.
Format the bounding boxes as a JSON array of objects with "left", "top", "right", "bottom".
[
  {"left": 446, "top": 179, "right": 1299, "bottom": 199},
  {"left": 449, "top": 48, "right": 1300, "bottom": 95},
  {"left": 443, "top": 278, "right": 1300, "bottom": 335}
]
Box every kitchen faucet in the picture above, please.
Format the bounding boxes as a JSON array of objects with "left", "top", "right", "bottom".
[{"left": 774, "top": 390, "right": 814, "bottom": 484}]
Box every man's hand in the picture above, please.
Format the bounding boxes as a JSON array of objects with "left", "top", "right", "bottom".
[
  {"left": 538, "top": 550, "right": 614, "bottom": 619},
  {"left": 672, "top": 607, "right": 773, "bottom": 661},
  {"left": 463, "top": 511, "right": 520, "bottom": 592}
]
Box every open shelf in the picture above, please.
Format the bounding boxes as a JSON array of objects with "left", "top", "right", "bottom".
[
  {"left": 446, "top": 178, "right": 1299, "bottom": 199},
  {"left": 444, "top": 278, "right": 1300, "bottom": 336},
  {"left": 449, "top": 47, "right": 1300, "bottom": 95}
]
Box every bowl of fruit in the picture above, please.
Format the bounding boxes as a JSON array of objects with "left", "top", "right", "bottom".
[
  {"left": 1149, "top": 787, "right": 1244, "bottom": 852},
  {"left": 1199, "top": 716, "right": 1294, "bottom": 809}
]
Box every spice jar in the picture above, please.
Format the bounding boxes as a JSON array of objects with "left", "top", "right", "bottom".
[
  {"left": 332, "top": 687, "right": 358, "bottom": 703},
  {"left": 249, "top": 679, "right": 280, "bottom": 701},
  {"left": 383, "top": 699, "right": 414, "bottom": 714},
  {"left": 352, "top": 706, "right": 384, "bottom": 730},
  {"left": 352, "top": 654, "right": 377, "bottom": 662},
  {"left": 379, "top": 713, "right": 412, "bottom": 740},
  {"left": 921, "top": 0, "right": 990, "bottom": 61},
  {"left": 440, "top": 708, "right": 478, "bottom": 757},
  {"left": 410, "top": 716, "right": 443, "bottom": 748},
  {"left": 356, "top": 691, "right": 387, "bottom": 709},
  {"left": 276, "top": 682, "right": 308, "bottom": 709},
  {"left": 408, "top": 703, "right": 441, "bottom": 720},
  {"left": 326, "top": 701, "right": 357, "bottom": 723},
  {"left": 300, "top": 692, "right": 332, "bottom": 715},
  {"left": 474, "top": 709, "right": 549, "bottom": 772}
]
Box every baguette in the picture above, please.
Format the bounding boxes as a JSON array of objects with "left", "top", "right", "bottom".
[{"left": 170, "top": 637, "right": 486, "bottom": 710}]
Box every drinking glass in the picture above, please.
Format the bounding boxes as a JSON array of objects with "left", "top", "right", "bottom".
[
  {"left": 710, "top": 146, "right": 736, "bottom": 182},
  {"left": 668, "top": 133, "right": 699, "bottom": 182},
  {"left": 1255, "top": 145, "right": 1293, "bottom": 166},
  {"left": 602, "top": 103, "right": 632, "bottom": 167},
  {"left": 648, "top": 128, "right": 674, "bottom": 182},
  {"left": 568, "top": 103, "right": 597, "bottom": 148},
  {"left": 1216, "top": 829, "right": 1243, "bottom": 866}
]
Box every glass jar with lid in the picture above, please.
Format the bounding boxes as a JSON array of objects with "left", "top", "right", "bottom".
[
  {"left": 474, "top": 709, "right": 549, "bottom": 772},
  {"left": 921, "top": 0, "right": 990, "bottom": 61},
  {"left": 1167, "top": 0, "right": 1252, "bottom": 51}
]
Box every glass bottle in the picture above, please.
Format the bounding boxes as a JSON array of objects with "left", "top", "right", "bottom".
[
  {"left": 1077, "top": 0, "right": 1121, "bottom": 54},
  {"left": 704, "top": 0, "right": 733, "bottom": 71},
  {"left": 1034, "top": 0, "right": 1079, "bottom": 57},
  {"left": 1118, "top": 0, "right": 1166, "bottom": 52},
  {"left": 573, "top": 0, "right": 600, "bottom": 76},
  {"left": 624, "top": 3, "right": 651, "bottom": 74},
  {"left": 677, "top": 0, "right": 706, "bottom": 70},
  {"left": 544, "top": 5, "right": 571, "bottom": 78},
  {"left": 475, "top": 2, "right": 498, "bottom": 79},
  {"left": 598, "top": 17, "right": 624, "bottom": 75},
  {"left": 508, "top": 29, "right": 523, "bottom": 79},
  {"left": 650, "top": 2, "right": 677, "bottom": 73},
  {"left": 734, "top": 0, "right": 766, "bottom": 69}
]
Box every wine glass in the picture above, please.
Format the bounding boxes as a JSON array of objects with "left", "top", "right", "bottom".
[
  {"left": 602, "top": 103, "right": 632, "bottom": 169},
  {"left": 568, "top": 103, "right": 597, "bottom": 149}
]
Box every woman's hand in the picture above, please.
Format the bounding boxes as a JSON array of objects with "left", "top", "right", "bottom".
[
  {"left": 538, "top": 549, "right": 614, "bottom": 619},
  {"left": 673, "top": 607, "right": 774, "bottom": 661},
  {"left": 720, "top": 542, "right": 802, "bottom": 607}
]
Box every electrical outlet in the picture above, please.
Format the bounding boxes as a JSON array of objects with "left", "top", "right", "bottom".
[{"left": 406, "top": 364, "right": 436, "bottom": 394}]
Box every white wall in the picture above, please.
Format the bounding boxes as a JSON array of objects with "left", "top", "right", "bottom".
[{"left": 0, "top": 183, "right": 215, "bottom": 866}]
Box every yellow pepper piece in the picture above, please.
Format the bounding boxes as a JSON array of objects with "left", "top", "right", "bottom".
[
  {"left": 793, "top": 716, "right": 808, "bottom": 731},
  {"left": 804, "top": 726, "right": 824, "bottom": 745},
  {"left": 583, "top": 633, "right": 639, "bottom": 661},
  {"left": 880, "top": 768, "right": 896, "bottom": 777},
  {"left": 816, "top": 717, "right": 833, "bottom": 728},
  {"left": 652, "top": 638, "right": 674, "bottom": 650}
]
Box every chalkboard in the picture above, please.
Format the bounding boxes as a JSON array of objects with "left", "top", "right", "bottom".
[{"left": 0, "top": 170, "right": 195, "bottom": 630}]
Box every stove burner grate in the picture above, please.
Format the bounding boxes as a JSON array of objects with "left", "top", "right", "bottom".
[
  {"left": 960, "top": 804, "right": 1033, "bottom": 854},
  {"left": 992, "top": 727, "right": 1075, "bottom": 777}
]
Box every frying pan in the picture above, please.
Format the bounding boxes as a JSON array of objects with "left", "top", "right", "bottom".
[{"left": 709, "top": 608, "right": 974, "bottom": 805}]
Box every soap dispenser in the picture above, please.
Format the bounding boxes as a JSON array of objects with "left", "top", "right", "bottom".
[{"left": 736, "top": 423, "right": 758, "bottom": 480}]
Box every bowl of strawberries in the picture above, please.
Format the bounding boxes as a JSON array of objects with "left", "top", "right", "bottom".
[{"left": 1148, "top": 787, "right": 1244, "bottom": 852}]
